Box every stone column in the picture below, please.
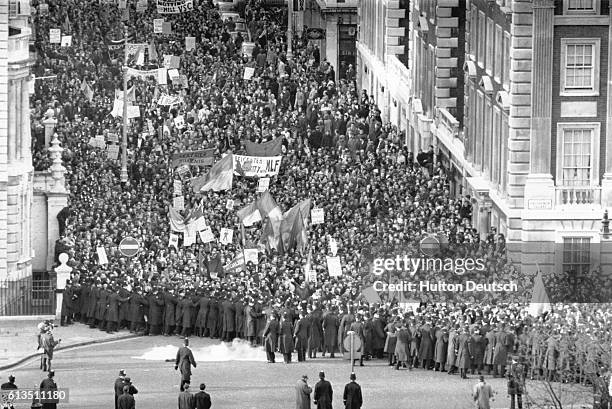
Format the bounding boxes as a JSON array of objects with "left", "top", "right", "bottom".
[
  {"left": 21, "top": 77, "right": 31, "bottom": 163},
  {"left": 13, "top": 79, "right": 22, "bottom": 161},
  {"left": 524, "top": 0, "right": 555, "bottom": 209},
  {"left": 46, "top": 136, "right": 68, "bottom": 270},
  {"left": 602, "top": 11, "right": 612, "bottom": 206},
  {"left": 42, "top": 109, "right": 57, "bottom": 149},
  {"left": 7, "top": 80, "right": 16, "bottom": 163}
]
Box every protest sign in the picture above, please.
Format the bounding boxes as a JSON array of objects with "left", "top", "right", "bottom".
[
  {"left": 224, "top": 254, "right": 245, "bottom": 274},
  {"left": 192, "top": 216, "right": 207, "bottom": 232},
  {"left": 173, "top": 196, "right": 184, "bottom": 211},
  {"left": 174, "top": 115, "right": 185, "bottom": 129},
  {"left": 257, "top": 177, "right": 270, "bottom": 193},
  {"left": 50, "top": 29, "right": 61, "bottom": 44},
  {"left": 171, "top": 149, "right": 214, "bottom": 167},
  {"left": 177, "top": 165, "right": 190, "bottom": 176},
  {"left": 125, "top": 67, "right": 159, "bottom": 79},
  {"left": 243, "top": 67, "right": 255, "bottom": 80},
  {"left": 168, "top": 69, "right": 180, "bottom": 81},
  {"left": 329, "top": 237, "right": 338, "bottom": 256},
  {"left": 39, "top": 3, "right": 49, "bottom": 14},
  {"left": 185, "top": 36, "right": 196, "bottom": 51},
  {"left": 118, "top": 0, "right": 127, "bottom": 7},
  {"left": 106, "top": 133, "right": 119, "bottom": 143},
  {"left": 60, "top": 35, "right": 72, "bottom": 47},
  {"left": 244, "top": 248, "right": 259, "bottom": 265},
  {"left": 198, "top": 227, "right": 215, "bottom": 243},
  {"left": 157, "top": 0, "right": 194, "bottom": 13},
  {"left": 306, "top": 270, "right": 317, "bottom": 283},
  {"left": 106, "top": 144, "right": 119, "bottom": 160},
  {"left": 220, "top": 228, "right": 233, "bottom": 245},
  {"left": 97, "top": 247, "right": 109, "bottom": 265},
  {"left": 226, "top": 199, "right": 234, "bottom": 210},
  {"left": 233, "top": 155, "right": 282, "bottom": 177},
  {"left": 178, "top": 75, "right": 189, "bottom": 88},
  {"left": 157, "top": 68, "right": 167, "bottom": 85},
  {"left": 169, "top": 233, "right": 179, "bottom": 249},
  {"left": 136, "top": 0, "right": 147, "bottom": 12},
  {"left": 184, "top": 227, "right": 196, "bottom": 247},
  {"left": 154, "top": 19, "right": 164, "bottom": 34},
  {"left": 173, "top": 180, "right": 182, "bottom": 196},
  {"left": 162, "top": 22, "right": 172, "bottom": 34},
  {"left": 326, "top": 256, "right": 342, "bottom": 277},
  {"left": 127, "top": 105, "right": 140, "bottom": 119},
  {"left": 311, "top": 208, "right": 324, "bottom": 225}
]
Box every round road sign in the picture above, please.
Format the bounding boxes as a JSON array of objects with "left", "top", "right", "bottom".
[
  {"left": 119, "top": 237, "right": 140, "bottom": 257},
  {"left": 419, "top": 235, "right": 440, "bottom": 257}
]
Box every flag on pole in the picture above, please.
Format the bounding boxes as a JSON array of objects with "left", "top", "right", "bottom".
[
  {"left": 191, "top": 154, "right": 234, "bottom": 192},
  {"left": 63, "top": 14, "right": 71, "bottom": 34},
  {"left": 527, "top": 269, "right": 552, "bottom": 317},
  {"left": 82, "top": 81, "right": 94, "bottom": 102},
  {"left": 361, "top": 286, "right": 381, "bottom": 304},
  {"left": 236, "top": 201, "right": 262, "bottom": 227},
  {"left": 149, "top": 40, "right": 159, "bottom": 62}
]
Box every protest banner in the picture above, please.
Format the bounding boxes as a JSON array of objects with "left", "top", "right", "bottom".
[
  {"left": 157, "top": 94, "right": 182, "bottom": 107},
  {"left": 311, "top": 208, "right": 324, "bottom": 225},
  {"left": 233, "top": 155, "right": 282, "bottom": 177},
  {"left": 153, "top": 19, "right": 164, "bottom": 34},
  {"left": 219, "top": 228, "right": 233, "bottom": 245},
  {"left": 97, "top": 247, "right": 109, "bottom": 265},
  {"left": 106, "top": 144, "right": 120, "bottom": 160},
  {"left": 257, "top": 177, "right": 270, "bottom": 193},
  {"left": 170, "top": 149, "right": 214, "bottom": 167},
  {"left": 225, "top": 199, "right": 234, "bottom": 210},
  {"left": 60, "top": 35, "right": 72, "bottom": 47},
  {"left": 224, "top": 254, "right": 245, "bottom": 274},
  {"left": 50, "top": 29, "right": 61, "bottom": 43},
  {"left": 198, "top": 227, "right": 215, "bottom": 243},
  {"left": 326, "top": 256, "right": 342, "bottom": 277},
  {"left": 173, "top": 180, "right": 182, "bottom": 196},
  {"left": 244, "top": 248, "right": 259, "bottom": 265},
  {"left": 88, "top": 136, "right": 106, "bottom": 149},
  {"left": 173, "top": 196, "right": 184, "bottom": 211},
  {"left": 243, "top": 67, "right": 255, "bottom": 80},
  {"left": 185, "top": 36, "right": 196, "bottom": 51},
  {"left": 125, "top": 67, "right": 159, "bottom": 79},
  {"left": 177, "top": 165, "right": 190, "bottom": 176},
  {"left": 157, "top": 0, "right": 194, "bottom": 13},
  {"left": 192, "top": 216, "right": 207, "bottom": 231}
]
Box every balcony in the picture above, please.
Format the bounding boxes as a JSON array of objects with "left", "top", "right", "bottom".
[
  {"left": 435, "top": 107, "right": 460, "bottom": 139},
  {"left": 8, "top": 32, "right": 30, "bottom": 64},
  {"left": 555, "top": 186, "right": 602, "bottom": 206}
]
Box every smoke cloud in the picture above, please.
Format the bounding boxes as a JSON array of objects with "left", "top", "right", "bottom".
[{"left": 133, "top": 339, "right": 267, "bottom": 362}]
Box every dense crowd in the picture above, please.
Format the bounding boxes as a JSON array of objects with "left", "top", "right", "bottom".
[{"left": 28, "top": 0, "right": 610, "bottom": 396}]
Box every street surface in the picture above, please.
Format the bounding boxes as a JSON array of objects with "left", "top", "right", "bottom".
[{"left": 6, "top": 336, "right": 590, "bottom": 409}]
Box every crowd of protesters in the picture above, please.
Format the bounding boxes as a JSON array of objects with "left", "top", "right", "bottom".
[{"left": 27, "top": 0, "right": 610, "bottom": 396}]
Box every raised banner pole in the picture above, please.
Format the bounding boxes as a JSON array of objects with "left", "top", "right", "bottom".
[{"left": 121, "top": 26, "right": 129, "bottom": 183}]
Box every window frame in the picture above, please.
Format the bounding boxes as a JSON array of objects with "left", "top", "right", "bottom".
[
  {"left": 562, "top": 237, "right": 592, "bottom": 275},
  {"left": 555, "top": 122, "right": 601, "bottom": 187},
  {"left": 494, "top": 24, "right": 503, "bottom": 83},
  {"left": 563, "top": 0, "right": 600, "bottom": 15},
  {"left": 477, "top": 10, "right": 486, "bottom": 68},
  {"left": 485, "top": 17, "right": 495, "bottom": 75},
  {"left": 503, "top": 31, "right": 511, "bottom": 91},
  {"left": 560, "top": 38, "right": 601, "bottom": 97},
  {"left": 469, "top": 4, "right": 478, "bottom": 61}
]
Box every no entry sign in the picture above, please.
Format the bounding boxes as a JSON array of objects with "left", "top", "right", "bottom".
[{"left": 119, "top": 237, "right": 140, "bottom": 257}]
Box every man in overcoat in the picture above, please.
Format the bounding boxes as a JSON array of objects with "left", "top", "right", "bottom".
[
  {"left": 175, "top": 338, "right": 197, "bottom": 391},
  {"left": 313, "top": 371, "right": 333, "bottom": 409},
  {"left": 263, "top": 314, "right": 280, "bottom": 363}
]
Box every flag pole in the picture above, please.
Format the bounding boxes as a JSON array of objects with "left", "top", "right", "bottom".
[{"left": 120, "top": 25, "right": 129, "bottom": 183}]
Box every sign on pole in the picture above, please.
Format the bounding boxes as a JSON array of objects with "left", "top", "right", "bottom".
[
  {"left": 257, "top": 177, "right": 270, "bottom": 193},
  {"left": 119, "top": 237, "right": 140, "bottom": 257},
  {"left": 311, "top": 208, "right": 324, "bottom": 225},
  {"left": 50, "top": 29, "right": 61, "bottom": 44}
]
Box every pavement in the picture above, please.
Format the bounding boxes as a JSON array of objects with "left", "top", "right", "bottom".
[
  {"left": 0, "top": 336, "right": 595, "bottom": 409},
  {"left": 0, "top": 318, "right": 140, "bottom": 371}
]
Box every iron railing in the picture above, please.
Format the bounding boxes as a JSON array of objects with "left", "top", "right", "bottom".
[{"left": 0, "top": 270, "right": 55, "bottom": 316}]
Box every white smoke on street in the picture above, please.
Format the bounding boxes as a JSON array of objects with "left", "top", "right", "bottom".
[{"left": 132, "top": 339, "right": 267, "bottom": 362}]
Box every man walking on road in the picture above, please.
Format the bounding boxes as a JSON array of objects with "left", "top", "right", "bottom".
[
  {"left": 473, "top": 375, "right": 495, "bottom": 409},
  {"left": 194, "top": 383, "right": 212, "bottom": 409},
  {"left": 117, "top": 386, "right": 135, "bottom": 409},
  {"left": 313, "top": 371, "right": 333, "bottom": 409},
  {"left": 175, "top": 338, "right": 197, "bottom": 391},
  {"left": 114, "top": 369, "right": 126, "bottom": 409},
  {"left": 295, "top": 374, "right": 312, "bottom": 409},
  {"left": 178, "top": 383, "right": 195, "bottom": 409},
  {"left": 343, "top": 373, "right": 362, "bottom": 409}
]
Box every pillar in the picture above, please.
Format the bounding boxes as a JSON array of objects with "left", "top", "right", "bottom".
[
  {"left": 13, "top": 79, "right": 22, "bottom": 160},
  {"left": 21, "top": 76, "right": 31, "bottom": 163},
  {"left": 602, "top": 10, "right": 612, "bottom": 206},
  {"left": 524, "top": 0, "right": 555, "bottom": 209},
  {"left": 7, "top": 80, "right": 16, "bottom": 163}
]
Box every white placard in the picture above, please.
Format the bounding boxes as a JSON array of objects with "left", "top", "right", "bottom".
[
  {"left": 326, "top": 256, "right": 342, "bottom": 277},
  {"left": 173, "top": 180, "right": 182, "bottom": 196},
  {"left": 60, "top": 35, "right": 72, "bottom": 47},
  {"left": 157, "top": 67, "right": 167, "bottom": 85},
  {"left": 311, "top": 208, "right": 324, "bottom": 225},
  {"left": 226, "top": 199, "right": 234, "bottom": 210},
  {"left": 97, "top": 247, "right": 108, "bottom": 265},
  {"left": 106, "top": 144, "right": 120, "bottom": 160},
  {"left": 50, "top": 29, "right": 61, "bottom": 43},
  {"left": 220, "top": 228, "right": 233, "bottom": 245},
  {"left": 306, "top": 270, "right": 317, "bottom": 283},
  {"left": 174, "top": 115, "right": 185, "bottom": 129},
  {"left": 329, "top": 237, "right": 338, "bottom": 256},
  {"left": 244, "top": 248, "right": 259, "bottom": 265},
  {"left": 198, "top": 227, "right": 215, "bottom": 243},
  {"left": 168, "top": 68, "right": 180, "bottom": 80},
  {"left": 257, "top": 177, "right": 270, "bottom": 193},
  {"left": 184, "top": 227, "right": 195, "bottom": 247},
  {"left": 169, "top": 233, "right": 179, "bottom": 249},
  {"left": 192, "top": 217, "right": 207, "bottom": 231},
  {"left": 127, "top": 105, "right": 140, "bottom": 119},
  {"left": 243, "top": 67, "right": 255, "bottom": 80},
  {"left": 185, "top": 36, "right": 196, "bottom": 51},
  {"left": 173, "top": 196, "right": 185, "bottom": 211},
  {"left": 154, "top": 19, "right": 164, "bottom": 34}
]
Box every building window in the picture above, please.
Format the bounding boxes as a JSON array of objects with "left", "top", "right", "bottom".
[
  {"left": 564, "top": 0, "right": 599, "bottom": 14},
  {"left": 486, "top": 18, "right": 494, "bottom": 75},
  {"left": 483, "top": 98, "right": 492, "bottom": 177},
  {"left": 560, "top": 38, "right": 600, "bottom": 96},
  {"left": 478, "top": 11, "right": 486, "bottom": 68},
  {"left": 500, "top": 114, "right": 509, "bottom": 194},
  {"left": 469, "top": 5, "right": 477, "bottom": 60},
  {"left": 494, "top": 25, "right": 503, "bottom": 83},
  {"left": 563, "top": 237, "right": 591, "bottom": 275},
  {"left": 556, "top": 123, "right": 600, "bottom": 186},
  {"left": 503, "top": 31, "right": 511, "bottom": 90},
  {"left": 492, "top": 107, "right": 501, "bottom": 186},
  {"left": 475, "top": 91, "right": 484, "bottom": 170}
]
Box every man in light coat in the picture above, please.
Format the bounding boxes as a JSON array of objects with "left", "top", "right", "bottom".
[
  {"left": 175, "top": 338, "right": 197, "bottom": 391},
  {"left": 473, "top": 375, "right": 494, "bottom": 409},
  {"left": 296, "top": 374, "right": 312, "bottom": 409}
]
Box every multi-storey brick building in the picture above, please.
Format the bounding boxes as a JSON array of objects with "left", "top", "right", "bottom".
[
  {"left": 0, "top": 0, "right": 34, "bottom": 284},
  {"left": 356, "top": 0, "right": 411, "bottom": 132},
  {"left": 407, "top": 0, "right": 612, "bottom": 274}
]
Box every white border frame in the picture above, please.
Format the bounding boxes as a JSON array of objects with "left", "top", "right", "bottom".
[
  {"left": 560, "top": 38, "right": 601, "bottom": 97},
  {"left": 555, "top": 122, "right": 601, "bottom": 186}
]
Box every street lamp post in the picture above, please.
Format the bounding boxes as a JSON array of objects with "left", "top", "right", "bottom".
[
  {"left": 120, "top": 26, "right": 129, "bottom": 183},
  {"left": 287, "top": 0, "right": 293, "bottom": 60}
]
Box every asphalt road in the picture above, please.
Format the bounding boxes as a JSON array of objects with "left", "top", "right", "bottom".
[{"left": 3, "top": 336, "right": 590, "bottom": 409}]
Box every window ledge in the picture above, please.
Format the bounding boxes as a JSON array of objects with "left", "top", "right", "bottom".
[
  {"left": 555, "top": 16, "right": 608, "bottom": 25},
  {"left": 560, "top": 91, "right": 600, "bottom": 97}
]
